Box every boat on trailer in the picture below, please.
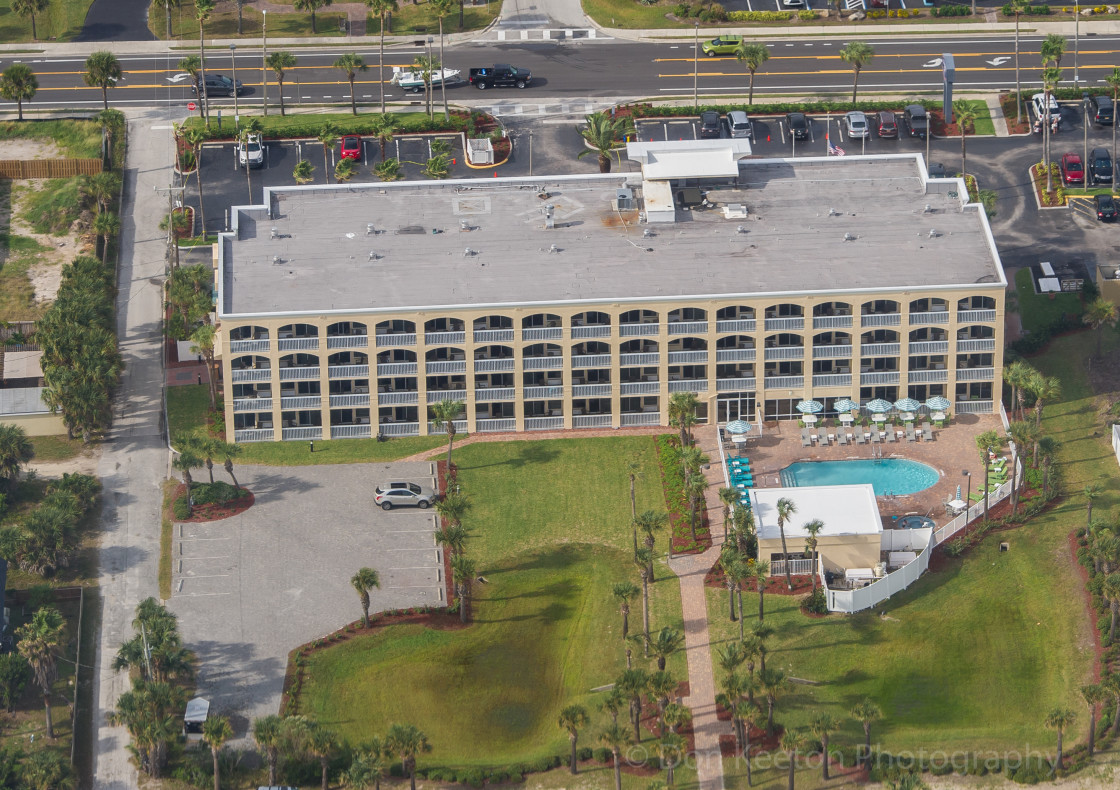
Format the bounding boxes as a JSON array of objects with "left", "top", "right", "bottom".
[{"left": 390, "top": 67, "right": 463, "bottom": 93}]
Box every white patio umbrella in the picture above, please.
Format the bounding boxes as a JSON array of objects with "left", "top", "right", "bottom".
[
  {"left": 834, "top": 398, "right": 860, "bottom": 413},
  {"left": 796, "top": 400, "right": 824, "bottom": 414},
  {"left": 726, "top": 420, "right": 752, "bottom": 435},
  {"left": 926, "top": 396, "right": 952, "bottom": 412},
  {"left": 866, "top": 399, "right": 892, "bottom": 413},
  {"left": 894, "top": 397, "right": 922, "bottom": 412}
]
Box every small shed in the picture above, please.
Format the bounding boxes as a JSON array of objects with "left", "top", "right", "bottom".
[{"left": 183, "top": 697, "right": 210, "bottom": 740}]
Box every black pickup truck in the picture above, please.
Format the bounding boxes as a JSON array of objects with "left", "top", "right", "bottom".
[{"left": 468, "top": 64, "right": 532, "bottom": 90}]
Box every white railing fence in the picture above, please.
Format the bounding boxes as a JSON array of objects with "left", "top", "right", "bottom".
[{"left": 769, "top": 558, "right": 815, "bottom": 576}]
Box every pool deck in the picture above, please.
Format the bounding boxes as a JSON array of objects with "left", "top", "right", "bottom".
[{"left": 725, "top": 412, "right": 1006, "bottom": 531}]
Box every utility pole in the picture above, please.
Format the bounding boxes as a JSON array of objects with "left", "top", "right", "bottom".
[
  {"left": 230, "top": 44, "right": 239, "bottom": 128},
  {"left": 693, "top": 22, "right": 699, "bottom": 110},
  {"left": 155, "top": 183, "right": 187, "bottom": 270},
  {"left": 1075, "top": 3, "right": 1080, "bottom": 85},
  {"left": 262, "top": 10, "right": 269, "bottom": 116},
  {"left": 140, "top": 623, "right": 154, "bottom": 680}
]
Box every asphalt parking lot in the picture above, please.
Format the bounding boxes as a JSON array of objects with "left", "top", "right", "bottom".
[{"left": 168, "top": 460, "right": 444, "bottom": 736}]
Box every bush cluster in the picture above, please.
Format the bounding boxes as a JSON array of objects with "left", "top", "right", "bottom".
[
  {"left": 620, "top": 99, "right": 935, "bottom": 118},
  {"left": 931, "top": 3, "right": 973, "bottom": 15},
  {"left": 673, "top": 2, "right": 729, "bottom": 21},
  {"left": 866, "top": 8, "right": 922, "bottom": 17},
  {"left": 1001, "top": 3, "right": 1051, "bottom": 13},
  {"left": 726, "top": 9, "right": 794, "bottom": 21},
  {"left": 0, "top": 473, "right": 100, "bottom": 576},
  {"left": 803, "top": 587, "right": 828, "bottom": 613},
  {"left": 184, "top": 112, "right": 477, "bottom": 142}
]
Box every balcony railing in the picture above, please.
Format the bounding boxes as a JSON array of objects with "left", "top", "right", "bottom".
[
  {"left": 619, "top": 323, "right": 659, "bottom": 337},
  {"left": 908, "top": 341, "right": 948, "bottom": 354},
  {"left": 861, "top": 313, "right": 902, "bottom": 327},
  {"left": 764, "top": 317, "right": 804, "bottom": 331},
  {"left": 572, "top": 354, "right": 612, "bottom": 368},
  {"left": 812, "top": 315, "right": 853, "bottom": 329},
  {"left": 956, "top": 367, "right": 994, "bottom": 381},
  {"left": 763, "top": 375, "right": 804, "bottom": 388},
  {"left": 716, "top": 377, "right": 756, "bottom": 392},
  {"left": 282, "top": 426, "right": 323, "bottom": 441},
  {"left": 619, "top": 352, "right": 660, "bottom": 366},
  {"left": 233, "top": 398, "right": 272, "bottom": 412},
  {"left": 908, "top": 310, "right": 949, "bottom": 325},
  {"left": 769, "top": 558, "right": 815, "bottom": 576},
  {"left": 668, "top": 350, "right": 708, "bottom": 364},
  {"left": 279, "top": 367, "right": 321, "bottom": 381},
  {"left": 526, "top": 416, "right": 565, "bottom": 430},
  {"left": 620, "top": 412, "right": 661, "bottom": 426},
  {"left": 329, "top": 393, "right": 370, "bottom": 407},
  {"left": 426, "top": 360, "right": 467, "bottom": 374},
  {"left": 280, "top": 396, "right": 321, "bottom": 409},
  {"left": 524, "top": 385, "right": 563, "bottom": 399},
  {"left": 812, "top": 374, "right": 852, "bottom": 388},
  {"left": 522, "top": 327, "right": 563, "bottom": 341},
  {"left": 328, "top": 364, "right": 369, "bottom": 379},
  {"left": 955, "top": 400, "right": 994, "bottom": 414},
  {"left": 429, "top": 419, "right": 468, "bottom": 434},
  {"left": 379, "top": 422, "right": 419, "bottom": 436},
  {"left": 229, "top": 339, "right": 270, "bottom": 353},
  {"left": 475, "top": 387, "right": 516, "bottom": 401},
  {"left": 425, "top": 331, "right": 466, "bottom": 345},
  {"left": 716, "top": 348, "right": 756, "bottom": 362},
  {"left": 377, "top": 362, "right": 417, "bottom": 376},
  {"left": 375, "top": 333, "right": 416, "bottom": 347},
  {"left": 957, "top": 309, "right": 997, "bottom": 323},
  {"left": 860, "top": 343, "right": 901, "bottom": 357},
  {"left": 574, "top": 414, "right": 613, "bottom": 428},
  {"left": 377, "top": 391, "right": 418, "bottom": 405},
  {"left": 860, "top": 371, "right": 900, "bottom": 385},
  {"left": 667, "top": 321, "right": 708, "bottom": 335},
  {"left": 331, "top": 424, "right": 372, "bottom": 439},
  {"left": 907, "top": 369, "right": 948, "bottom": 383},
  {"left": 621, "top": 382, "right": 660, "bottom": 395},
  {"left": 278, "top": 337, "right": 319, "bottom": 351},
  {"left": 427, "top": 390, "right": 467, "bottom": 404},
  {"left": 326, "top": 335, "right": 369, "bottom": 349},
  {"left": 231, "top": 368, "right": 271, "bottom": 383},
  {"left": 956, "top": 339, "right": 996, "bottom": 352},
  {"left": 477, "top": 418, "right": 516, "bottom": 432},
  {"left": 571, "top": 325, "right": 611, "bottom": 339},
  {"left": 812, "top": 344, "right": 852, "bottom": 359},
  {"left": 234, "top": 428, "right": 273, "bottom": 442},
  {"left": 668, "top": 379, "right": 708, "bottom": 393},
  {"left": 522, "top": 356, "right": 564, "bottom": 371},
  {"left": 474, "top": 358, "right": 515, "bottom": 373},
  {"left": 473, "top": 328, "right": 514, "bottom": 343},
  {"left": 716, "top": 319, "right": 756, "bottom": 333},
  {"left": 573, "top": 383, "right": 612, "bottom": 397},
  {"left": 763, "top": 346, "right": 804, "bottom": 361}
]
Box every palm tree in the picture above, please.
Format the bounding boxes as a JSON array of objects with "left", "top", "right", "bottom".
[
  {"left": 351, "top": 567, "right": 381, "bottom": 627},
  {"left": 429, "top": 398, "right": 464, "bottom": 472},
  {"left": 953, "top": 99, "right": 978, "bottom": 176},
  {"left": 160, "top": 209, "right": 191, "bottom": 269},
  {"left": 84, "top": 51, "right": 122, "bottom": 110},
  {"left": 294, "top": 0, "right": 331, "bottom": 33},
  {"left": 1108, "top": 67, "right": 1120, "bottom": 179},
  {"left": 612, "top": 581, "right": 639, "bottom": 640},
  {"left": 0, "top": 63, "right": 38, "bottom": 121},
  {"left": 194, "top": 0, "right": 215, "bottom": 126},
  {"left": 839, "top": 42, "right": 874, "bottom": 103},
  {"left": 412, "top": 53, "right": 438, "bottom": 118},
  {"left": 333, "top": 53, "right": 368, "bottom": 116},
  {"left": 317, "top": 123, "right": 338, "bottom": 184},
  {"left": 775, "top": 496, "right": 798, "bottom": 590},
  {"left": 759, "top": 667, "right": 788, "bottom": 734},
  {"left": 371, "top": 113, "right": 398, "bottom": 162},
  {"left": 1003, "top": 360, "right": 1034, "bottom": 422},
  {"left": 973, "top": 429, "right": 1001, "bottom": 523},
  {"left": 307, "top": 723, "right": 338, "bottom": 790},
  {"left": 780, "top": 728, "right": 804, "bottom": 790},
  {"left": 0, "top": 423, "right": 34, "bottom": 492},
  {"left": 1044, "top": 707, "right": 1076, "bottom": 772},
  {"left": 1105, "top": 674, "right": 1120, "bottom": 737},
  {"left": 1037, "top": 435, "right": 1059, "bottom": 498},
  {"left": 718, "top": 486, "right": 739, "bottom": 542},
  {"left": 450, "top": 553, "right": 475, "bottom": 623},
  {"left": 617, "top": 667, "right": 649, "bottom": 743},
  {"left": 1080, "top": 684, "right": 1106, "bottom": 757},
  {"left": 558, "top": 705, "right": 589, "bottom": 775},
  {"left": 601, "top": 686, "right": 626, "bottom": 725},
  {"left": 740, "top": 701, "right": 761, "bottom": 785},
  {"left": 215, "top": 441, "right": 242, "bottom": 488},
  {"left": 1085, "top": 484, "right": 1104, "bottom": 528},
  {"left": 190, "top": 324, "right": 218, "bottom": 408},
  {"left": 346, "top": 740, "right": 387, "bottom": 790},
  {"left": 433, "top": 489, "right": 469, "bottom": 529},
  {"left": 734, "top": 42, "right": 770, "bottom": 106},
  {"left": 635, "top": 547, "right": 654, "bottom": 655},
  {"left": 432, "top": 0, "right": 455, "bottom": 120},
  {"left": 851, "top": 697, "right": 882, "bottom": 766},
  {"left": 720, "top": 545, "right": 741, "bottom": 623},
  {"left": 669, "top": 391, "right": 700, "bottom": 447},
  {"left": 1040, "top": 32, "right": 1067, "bottom": 69},
  {"left": 808, "top": 712, "right": 838, "bottom": 780},
  {"left": 367, "top": 0, "right": 399, "bottom": 113},
  {"left": 172, "top": 446, "right": 202, "bottom": 514},
  {"left": 685, "top": 475, "right": 707, "bottom": 543},
  {"left": 1083, "top": 297, "right": 1118, "bottom": 358},
  {"left": 1102, "top": 573, "right": 1120, "bottom": 643},
  {"left": 577, "top": 112, "right": 632, "bottom": 173},
  {"left": 649, "top": 627, "right": 683, "bottom": 671},
  {"left": 1007, "top": 420, "right": 1036, "bottom": 515},
  {"left": 182, "top": 126, "right": 208, "bottom": 235},
  {"left": 1011, "top": 0, "right": 1029, "bottom": 124},
  {"left": 803, "top": 519, "right": 824, "bottom": 594},
  {"left": 749, "top": 559, "right": 769, "bottom": 621},
  {"left": 625, "top": 454, "right": 642, "bottom": 526},
  {"left": 201, "top": 715, "right": 233, "bottom": 790},
  {"left": 16, "top": 606, "right": 65, "bottom": 738},
  {"left": 12, "top": 0, "right": 49, "bottom": 40},
  {"left": 635, "top": 510, "right": 667, "bottom": 580},
  {"left": 385, "top": 723, "right": 430, "bottom": 790},
  {"left": 1041, "top": 65, "right": 1062, "bottom": 192},
  {"left": 656, "top": 731, "right": 686, "bottom": 788},
  {"left": 266, "top": 51, "right": 297, "bottom": 116},
  {"left": 599, "top": 723, "right": 632, "bottom": 790},
  {"left": 1031, "top": 375, "right": 1060, "bottom": 429},
  {"left": 253, "top": 715, "right": 284, "bottom": 786}
]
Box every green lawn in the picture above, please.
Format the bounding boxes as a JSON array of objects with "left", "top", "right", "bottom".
[
  {"left": 0, "top": 0, "right": 93, "bottom": 42},
  {"left": 1014, "top": 266, "right": 1083, "bottom": 335},
  {"left": 956, "top": 99, "right": 996, "bottom": 136},
  {"left": 166, "top": 384, "right": 212, "bottom": 443},
  {"left": 0, "top": 119, "right": 104, "bottom": 159},
  {"left": 29, "top": 435, "right": 86, "bottom": 462},
  {"left": 300, "top": 436, "right": 688, "bottom": 768}
]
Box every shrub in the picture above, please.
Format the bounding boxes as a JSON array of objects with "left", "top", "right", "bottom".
[
  {"left": 727, "top": 10, "right": 794, "bottom": 21},
  {"left": 803, "top": 587, "right": 828, "bottom": 614},
  {"left": 593, "top": 747, "right": 611, "bottom": 763},
  {"left": 172, "top": 495, "right": 191, "bottom": 520},
  {"left": 457, "top": 767, "right": 486, "bottom": 787},
  {"left": 577, "top": 746, "right": 593, "bottom": 760},
  {"left": 189, "top": 480, "right": 242, "bottom": 505},
  {"left": 798, "top": 9, "right": 816, "bottom": 19},
  {"left": 932, "top": 3, "right": 972, "bottom": 15}
]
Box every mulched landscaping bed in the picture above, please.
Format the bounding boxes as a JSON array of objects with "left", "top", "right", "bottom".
[
  {"left": 1070, "top": 529, "right": 1107, "bottom": 682},
  {"left": 436, "top": 458, "right": 461, "bottom": 607},
  {"left": 704, "top": 563, "right": 815, "bottom": 597},
  {"left": 999, "top": 93, "right": 1033, "bottom": 135},
  {"left": 927, "top": 486, "right": 1045, "bottom": 572},
  {"left": 930, "top": 108, "right": 978, "bottom": 138},
  {"left": 168, "top": 482, "right": 254, "bottom": 522}
]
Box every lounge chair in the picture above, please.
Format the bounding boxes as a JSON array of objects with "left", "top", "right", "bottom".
[
  {"left": 921, "top": 421, "right": 933, "bottom": 441},
  {"left": 869, "top": 429, "right": 880, "bottom": 444},
  {"left": 854, "top": 429, "right": 867, "bottom": 444},
  {"left": 801, "top": 431, "right": 812, "bottom": 447},
  {"left": 905, "top": 424, "right": 916, "bottom": 442},
  {"left": 886, "top": 429, "right": 897, "bottom": 443},
  {"left": 837, "top": 431, "right": 848, "bottom": 446}
]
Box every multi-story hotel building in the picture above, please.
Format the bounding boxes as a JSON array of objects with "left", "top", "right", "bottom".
[{"left": 215, "top": 151, "right": 1005, "bottom": 443}]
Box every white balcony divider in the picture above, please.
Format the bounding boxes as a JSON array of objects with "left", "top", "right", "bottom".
[
  {"left": 278, "top": 337, "right": 319, "bottom": 351},
  {"left": 908, "top": 341, "right": 948, "bottom": 354},
  {"left": 525, "top": 416, "right": 565, "bottom": 430},
  {"left": 425, "top": 331, "right": 466, "bottom": 345},
  {"left": 956, "top": 367, "right": 994, "bottom": 381},
  {"left": 716, "top": 377, "right": 756, "bottom": 391},
  {"left": 474, "top": 358, "right": 515, "bottom": 372},
  {"left": 329, "top": 393, "right": 370, "bottom": 407},
  {"left": 768, "top": 558, "right": 815, "bottom": 576},
  {"left": 429, "top": 419, "right": 468, "bottom": 434},
  {"left": 763, "top": 346, "right": 804, "bottom": 361},
  {"left": 327, "top": 364, "right": 369, "bottom": 379},
  {"left": 860, "top": 343, "right": 901, "bottom": 356},
  {"left": 476, "top": 418, "right": 516, "bottom": 432},
  {"left": 811, "top": 345, "right": 852, "bottom": 359},
  {"left": 524, "top": 385, "right": 563, "bottom": 399},
  {"left": 522, "top": 327, "right": 563, "bottom": 341},
  {"left": 812, "top": 374, "right": 851, "bottom": 388},
  {"left": 233, "top": 428, "right": 273, "bottom": 442},
  {"left": 716, "top": 348, "right": 756, "bottom": 362},
  {"left": 380, "top": 422, "right": 419, "bottom": 436},
  {"left": 619, "top": 323, "right": 660, "bottom": 337},
  {"left": 668, "top": 350, "right": 708, "bottom": 364},
  {"left": 281, "top": 426, "right": 322, "bottom": 441},
  {"left": 331, "top": 424, "right": 372, "bottom": 439},
  {"left": 475, "top": 387, "right": 516, "bottom": 401},
  {"left": 763, "top": 317, "right": 804, "bottom": 331},
  {"left": 620, "top": 412, "right": 661, "bottom": 426},
  {"left": 957, "top": 309, "right": 996, "bottom": 323},
  {"left": 716, "top": 319, "right": 756, "bottom": 333},
  {"left": 473, "top": 328, "right": 515, "bottom": 342},
  {"left": 280, "top": 396, "right": 321, "bottom": 409},
  {"left": 907, "top": 311, "right": 949, "bottom": 325},
  {"left": 571, "top": 325, "right": 611, "bottom": 339},
  {"left": 574, "top": 414, "right": 612, "bottom": 428},
  {"left": 572, "top": 354, "right": 612, "bottom": 368},
  {"left": 522, "top": 356, "right": 564, "bottom": 371},
  {"left": 619, "top": 352, "right": 660, "bottom": 366},
  {"left": 667, "top": 321, "right": 708, "bottom": 335},
  {"left": 907, "top": 369, "right": 949, "bottom": 383},
  {"left": 859, "top": 371, "right": 900, "bottom": 385},
  {"left": 860, "top": 313, "right": 902, "bottom": 327},
  {"left": 326, "top": 335, "right": 369, "bottom": 349},
  {"left": 427, "top": 390, "right": 467, "bottom": 404},
  {"left": 376, "top": 362, "right": 417, "bottom": 376},
  {"left": 621, "top": 381, "right": 660, "bottom": 395},
  {"left": 233, "top": 398, "right": 273, "bottom": 412},
  {"left": 956, "top": 338, "right": 996, "bottom": 352},
  {"left": 812, "top": 315, "right": 853, "bottom": 329},
  {"left": 425, "top": 360, "right": 467, "bottom": 374},
  {"left": 279, "top": 367, "right": 321, "bottom": 381},
  {"left": 668, "top": 380, "right": 708, "bottom": 393},
  {"left": 375, "top": 333, "right": 416, "bottom": 347},
  {"left": 229, "top": 339, "right": 271, "bottom": 353},
  {"left": 762, "top": 375, "right": 803, "bottom": 388},
  {"left": 955, "top": 400, "right": 994, "bottom": 413},
  {"left": 377, "top": 391, "right": 418, "bottom": 405},
  {"left": 573, "top": 383, "right": 612, "bottom": 397},
  {"left": 231, "top": 369, "right": 271, "bottom": 383}
]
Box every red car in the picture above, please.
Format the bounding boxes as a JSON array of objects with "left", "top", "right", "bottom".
[
  {"left": 1059, "top": 153, "right": 1083, "bottom": 185},
  {"left": 340, "top": 135, "right": 362, "bottom": 161}
]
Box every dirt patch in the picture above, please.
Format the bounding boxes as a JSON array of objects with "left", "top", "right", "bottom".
[
  {"left": 0, "top": 179, "right": 89, "bottom": 306},
  {"left": 0, "top": 138, "right": 64, "bottom": 160},
  {"left": 27, "top": 453, "right": 101, "bottom": 479}
]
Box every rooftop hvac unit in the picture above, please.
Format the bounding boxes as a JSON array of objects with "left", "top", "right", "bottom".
[{"left": 615, "top": 188, "right": 634, "bottom": 211}]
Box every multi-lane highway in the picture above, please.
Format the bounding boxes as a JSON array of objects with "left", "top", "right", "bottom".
[{"left": 5, "top": 34, "right": 1120, "bottom": 112}]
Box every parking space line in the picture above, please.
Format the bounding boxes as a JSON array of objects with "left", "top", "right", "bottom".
[
  {"left": 387, "top": 584, "right": 444, "bottom": 589},
  {"left": 390, "top": 566, "right": 439, "bottom": 570},
  {"left": 386, "top": 528, "right": 437, "bottom": 533},
  {"left": 386, "top": 547, "right": 440, "bottom": 551},
  {"left": 176, "top": 574, "right": 231, "bottom": 579},
  {"left": 174, "top": 592, "right": 234, "bottom": 597},
  {"left": 178, "top": 536, "right": 234, "bottom": 541}
]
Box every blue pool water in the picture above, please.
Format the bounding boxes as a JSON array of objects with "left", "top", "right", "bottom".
[{"left": 779, "top": 459, "right": 940, "bottom": 496}]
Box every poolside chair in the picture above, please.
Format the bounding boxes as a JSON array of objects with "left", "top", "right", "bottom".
[
  {"left": 905, "top": 424, "right": 916, "bottom": 442},
  {"left": 837, "top": 431, "right": 848, "bottom": 446},
  {"left": 854, "top": 429, "right": 867, "bottom": 444},
  {"left": 869, "top": 429, "right": 880, "bottom": 444},
  {"left": 801, "top": 431, "right": 812, "bottom": 447},
  {"left": 922, "top": 421, "right": 933, "bottom": 441},
  {"left": 885, "top": 429, "right": 897, "bottom": 443}
]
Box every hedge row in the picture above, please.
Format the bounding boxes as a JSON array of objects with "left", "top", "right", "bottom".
[
  {"left": 1001, "top": 3, "right": 1051, "bottom": 13},
  {"left": 621, "top": 99, "right": 935, "bottom": 119},
  {"left": 930, "top": 3, "right": 973, "bottom": 15},
  {"left": 181, "top": 113, "right": 478, "bottom": 142}
]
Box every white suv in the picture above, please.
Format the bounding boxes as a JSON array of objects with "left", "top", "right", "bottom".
[
  {"left": 374, "top": 481, "right": 435, "bottom": 510},
  {"left": 236, "top": 133, "right": 264, "bottom": 169},
  {"left": 1032, "top": 93, "right": 1060, "bottom": 122}
]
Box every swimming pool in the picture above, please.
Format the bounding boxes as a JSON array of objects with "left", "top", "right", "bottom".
[{"left": 779, "top": 459, "right": 940, "bottom": 496}]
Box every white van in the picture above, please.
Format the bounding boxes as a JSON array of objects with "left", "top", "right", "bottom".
[{"left": 728, "top": 110, "right": 753, "bottom": 139}]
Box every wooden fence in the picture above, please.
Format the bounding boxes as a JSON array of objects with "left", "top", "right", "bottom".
[{"left": 0, "top": 159, "right": 102, "bottom": 179}]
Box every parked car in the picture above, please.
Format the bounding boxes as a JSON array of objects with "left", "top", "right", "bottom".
[
  {"left": 196, "top": 73, "right": 244, "bottom": 97},
  {"left": 1089, "top": 147, "right": 1113, "bottom": 184},
  {"left": 468, "top": 64, "right": 531, "bottom": 90},
  {"left": 340, "top": 135, "right": 362, "bottom": 161},
  {"left": 1032, "top": 92, "right": 1060, "bottom": 122},
  {"left": 1059, "top": 153, "right": 1084, "bottom": 185},
  {"left": 903, "top": 105, "right": 928, "bottom": 138},
  {"left": 927, "top": 162, "right": 947, "bottom": 178},
  {"left": 876, "top": 110, "right": 898, "bottom": 138},
  {"left": 786, "top": 112, "right": 809, "bottom": 141},
  {"left": 1096, "top": 193, "right": 1118, "bottom": 221},
  {"left": 727, "top": 110, "right": 753, "bottom": 139},
  {"left": 702, "top": 36, "right": 742, "bottom": 56},
  {"left": 235, "top": 133, "right": 263, "bottom": 169},
  {"left": 1091, "top": 94, "right": 1114, "bottom": 125},
  {"left": 374, "top": 481, "right": 435, "bottom": 510},
  {"left": 782, "top": 0, "right": 805, "bottom": 5},
  {"left": 699, "top": 110, "right": 722, "bottom": 139},
  {"left": 844, "top": 110, "right": 870, "bottom": 139}
]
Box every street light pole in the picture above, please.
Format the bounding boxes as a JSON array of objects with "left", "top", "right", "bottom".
[
  {"left": 230, "top": 44, "right": 239, "bottom": 128},
  {"left": 962, "top": 469, "right": 971, "bottom": 518},
  {"left": 693, "top": 22, "right": 699, "bottom": 110},
  {"left": 262, "top": 10, "right": 269, "bottom": 116},
  {"left": 1084, "top": 92, "right": 1091, "bottom": 188},
  {"left": 1075, "top": 4, "right": 1080, "bottom": 85}
]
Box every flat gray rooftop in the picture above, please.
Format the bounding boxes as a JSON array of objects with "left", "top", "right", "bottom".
[{"left": 220, "top": 157, "right": 1004, "bottom": 317}]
